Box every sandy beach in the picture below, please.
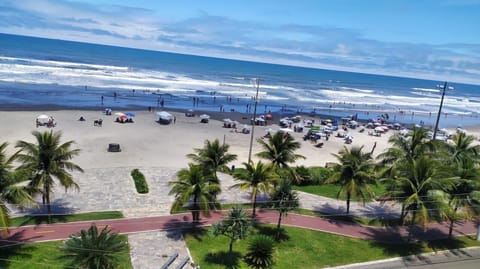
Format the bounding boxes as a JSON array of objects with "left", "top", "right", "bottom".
[
  {"left": 2, "top": 108, "right": 479, "bottom": 170},
  {"left": 1, "top": 109, "right": 398, "bottom": 170}
]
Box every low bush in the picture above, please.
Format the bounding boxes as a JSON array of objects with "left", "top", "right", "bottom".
[
  {"left": 131, "top": 169, "right": 149, "bottom": 194},
  {"left": 308, "top": 166, "right": 333, "bottom": 185}
]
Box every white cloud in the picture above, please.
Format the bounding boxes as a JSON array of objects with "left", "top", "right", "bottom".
[
  {"left": 333, "top": 44, "right": 351, "bottom": 56},
  {"left": 1, "top": 0, "right": 479, "bottom": 85}
]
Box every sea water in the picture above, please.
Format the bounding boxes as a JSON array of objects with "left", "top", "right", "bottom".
[{"left": 0, "top": 33, "right": 479, "bottom": 127}]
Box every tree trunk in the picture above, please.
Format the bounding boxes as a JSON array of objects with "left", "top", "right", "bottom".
[
  {"left": 346, "top": 193, "right": 351, "bottom": 214},
  {"left": 252, "top": 193, "right": 257, "bottom": 219},
  {"left": 400, "top": 204, "right": 406, "bottom": 225},
  {"left": 449, "top": 219, "right": 455, "bottom": 238},
  {"left": 408, "top": 209, "right": 417, "bottom": 242},
  {"left": 276, "top": 212, "right": 283, "bottom": 239},
  {"left": 45, "top": 184, "right": 51, "bottom": 223},
  {"left": 229, "top": 238, "right": 234, "bottom": 252},
  {"left": 448, "top": 206, "right": 458, "bottom": 239},
  {"left": 192, "top": 194, "right": 199, "bottom": 223}
]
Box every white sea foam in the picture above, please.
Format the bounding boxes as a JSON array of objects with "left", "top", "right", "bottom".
[
  {"left": 411, "top": 87, "right": 440, "bottom": 93},
  {"left": 1, "top": 55, "right": 479, "bottom": 116}
]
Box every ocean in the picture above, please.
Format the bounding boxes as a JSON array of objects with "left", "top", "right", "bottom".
[{"left": 0, "top": 33, "right": 479, "bottom": 127}]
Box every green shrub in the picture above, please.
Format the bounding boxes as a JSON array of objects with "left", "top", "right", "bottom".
[
  {"left": 307, "top": 167, "right": 333, "bottom": 185},
  {"left": 131, "top": 169, "right": 149, "bottom": 194},
  {"left": 293, "top": 166, "right": 311, "bottom": 185}
]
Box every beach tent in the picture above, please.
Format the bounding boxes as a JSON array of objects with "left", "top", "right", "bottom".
[
  {"left": 200, "top": 114, "right": 210, "bottom": 123},
  {"left": 156, "top": 111, "right": 173, "bottom": 124},
  {"left": 399, "top": 129, "right": 410, "bottom": 136}
]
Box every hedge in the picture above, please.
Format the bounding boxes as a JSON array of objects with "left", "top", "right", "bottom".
[{"left": 131, "top": 169, "right": 149, "bottom": 194}]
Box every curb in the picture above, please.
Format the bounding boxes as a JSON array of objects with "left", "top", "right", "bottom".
[{"left": 323, "top": 246, "right": 480, "bottom": 269}]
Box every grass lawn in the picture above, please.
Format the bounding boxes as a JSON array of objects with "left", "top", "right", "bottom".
[
  {"left": 294, "top": 183, "right": 387, "bottom": 201},
  {"left": 10, "top": 211, "right": 124, "bottom": 227},
  {"left": 292, "top": 208, "right": 401, "bottom": 227},
  {"left": 0, "top": 235, "right": 132, "bottom": 269},
  {"left": 184, "top": 224, "right": 480, "bottom": 269}
]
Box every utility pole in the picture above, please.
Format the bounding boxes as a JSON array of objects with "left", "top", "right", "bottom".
[
  {"left": 248, "top": 78, "right": 260, "bottom": 163},
  {"left": 432, "top": 82, "right": 448, "bottom": 140}
]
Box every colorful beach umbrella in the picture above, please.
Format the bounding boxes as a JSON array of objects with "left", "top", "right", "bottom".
[{"left": 125, "top": 112, "right": 135, "bottom": 117}]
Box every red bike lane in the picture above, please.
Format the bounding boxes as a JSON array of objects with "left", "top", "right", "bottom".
[{"left": 1, "top": 210, "right": 478, "bottom": 246}]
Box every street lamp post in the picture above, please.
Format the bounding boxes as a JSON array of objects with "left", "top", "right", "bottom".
[
  {"left": 248, "top": 78, "right": 260, "bottom": 163},
  {"left": 432, "top": 81, "right": 449, "bottom": 140}
]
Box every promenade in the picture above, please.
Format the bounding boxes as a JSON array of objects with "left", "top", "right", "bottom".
[{"left": 2, "top": 168, "right": 479, "bottom": 268}]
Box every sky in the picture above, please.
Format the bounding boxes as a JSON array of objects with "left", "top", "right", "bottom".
[{"left": 1, "top": 0, "right": 480, "bottom": 85}]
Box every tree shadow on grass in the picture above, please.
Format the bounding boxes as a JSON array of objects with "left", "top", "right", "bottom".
[
  {"left": 255, "top": 225, "right": 290, "bottom": 242},
  {"left": 204, "top": 250, "right": 242, "bottom": 269},
  {"left": 426, "top": 237, "right": 467, "bottom": 253},
  {"left": 182, "top": 227, "right": 207, "bottom": 242},
  {"left": 0, "top": 231, "right": 37, "bottom": 268},
  {"left": 15, "top": 199, "right": 76, "bottom": 226}
]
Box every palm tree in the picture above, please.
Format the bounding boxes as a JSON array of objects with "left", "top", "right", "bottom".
[
  {"left": 445, "top": 159, "right": 480, "bottom": 238},
  {"left": 267, "top": 178, "right": 299, "bottom": 239},
  {"left": 0, "top": 142, "right": 36, "bottom": 234},
  {"left": 231, "top": 161, "right": 277, "bottom": 218},
  {"left": 211, "top": 207, "right": 251, "bottom": 252},
  {"left": 15, "top": 131, "right": 83, "bottom": 219},
  {"left": 244, "top": 235, "right": 275, "bottom": 269},
  {"left": 169, "top": 164, "right": 221, "bottom": 222},
  {"left": 256, "top": 132, "right": 304, "bottom": 169},
  {"left": 61, "top": 224, "right": 128, "bottom": 269},
  {"left": 327, "top": 146, "right": 375, "bottom": 214},
  {"left": 378, "top": 127, "right": 437, "bottom": 223},
  {"left": 378, "top": 126, "right": 434, "bottom": 165},
  {"left": 187, "top": 139, "right": 237, "bottom": 180},
  {"left": 394, "top": 158, "right": 450, "bottom": 234},
  {"left": 443, "top": 132, "right": 480, "bottom": 165}
]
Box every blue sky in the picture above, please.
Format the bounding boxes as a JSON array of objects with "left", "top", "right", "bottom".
[{"left": 1, "top": 0, "right": 479, "bottom": 84}]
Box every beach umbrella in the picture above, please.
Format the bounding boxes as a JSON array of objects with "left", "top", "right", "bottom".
[
  {"left": 125, "top": 112, "right": 135, "bottom": 118},
  {"left": 374, "top": 126, "right": 384, "bottom": 133},
  {"left": 37, "top": 114, "right": 50, "bottom": 120},
  {"left": 114, "top": 112, "right": 125, "bottom": 117},
  {"left": 279, "top": 128, "right": 293, "bottom": 133},
  {"left": 265, "top": 113, "right": 273, "bottom": 120},
  {"left": 373, "top": 122, "right": 381, "bottom": 126},
  {"left": 381, "top": 125, "right": 389, "bottom": 130},
  {"left": 200, "top": 114, "right": 210, "bottom": 120}
]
